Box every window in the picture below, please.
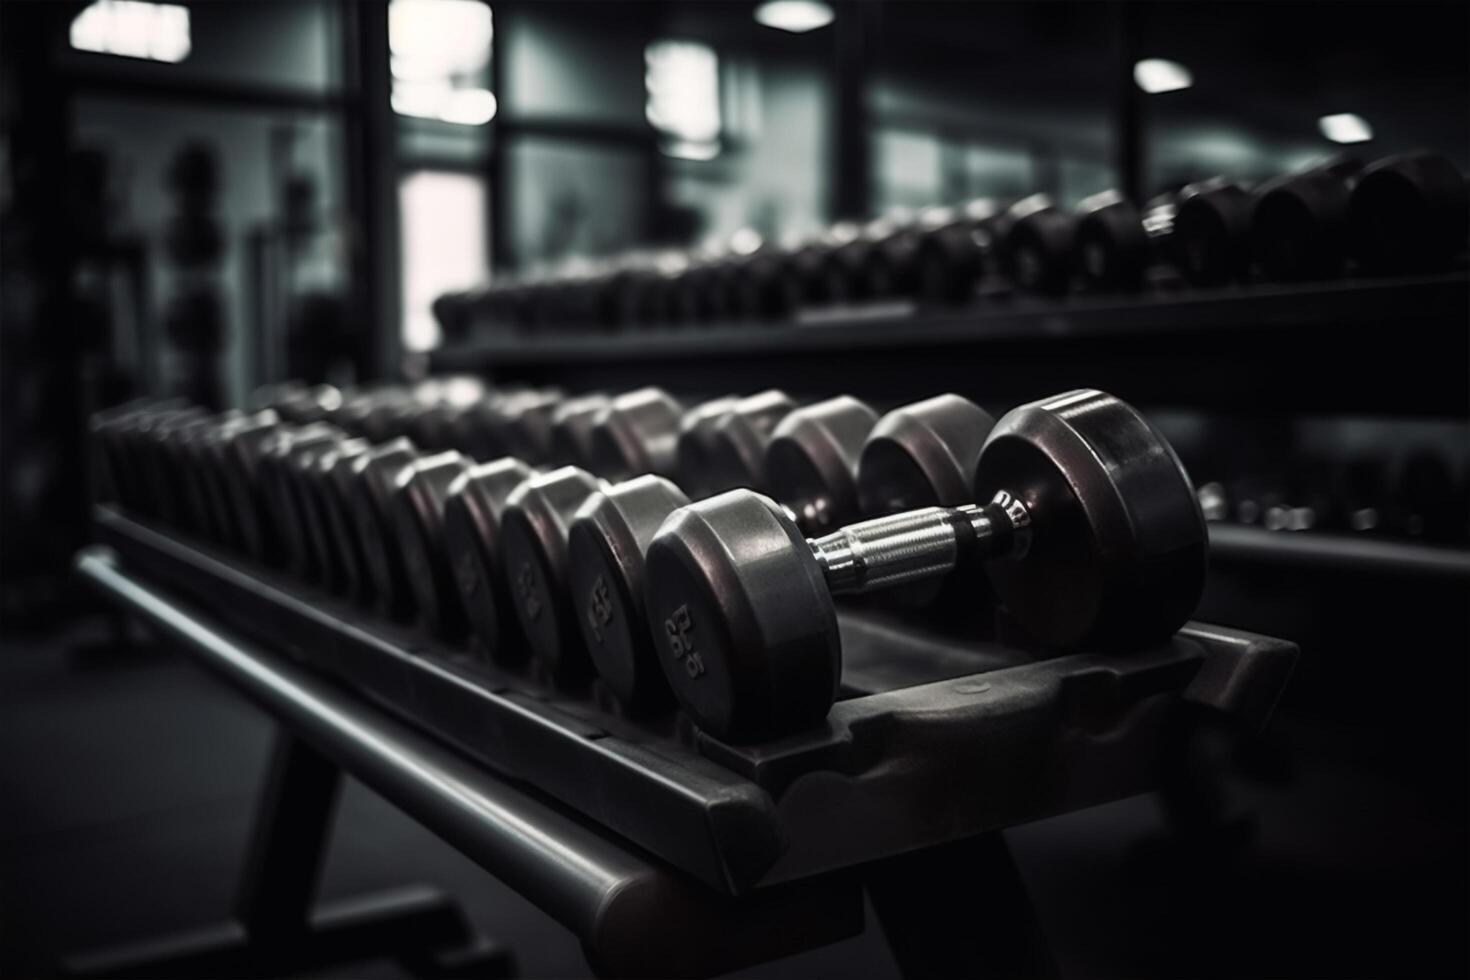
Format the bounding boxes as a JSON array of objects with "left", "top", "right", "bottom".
[
  {"left": 399, "top": 171, "right": 487, "bottom": 351},
  {"left": 389, "top": 0, "right": 496, "bottom": 125},
  {"left": 70, "top": 1, "right": 191, "bottom": 63},
  {"left": 645, "top": 40, "right": 721, "bottom": 160}
]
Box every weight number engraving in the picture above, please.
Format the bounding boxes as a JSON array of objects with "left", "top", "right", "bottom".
[
  {"left": 663, "top": 604, "right": 705, "bottom": 679},
  {"left": 586, "top": 574, "right": 613, "bottom": 645},
  {"left": 515, "top": 561, "right": 542, "bottom": 622}
]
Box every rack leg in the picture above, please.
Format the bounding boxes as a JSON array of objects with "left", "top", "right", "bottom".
[
  {"left": 62, "top": 728, "right": 513, "bottom": 978},
  {"left": 866, "top": 832, "right": 1055, "bottom": 980}
]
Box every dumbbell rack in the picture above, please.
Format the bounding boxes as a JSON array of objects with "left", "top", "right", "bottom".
[{"left": 90, "top": 503, "right": 1296, "bottom": 897}]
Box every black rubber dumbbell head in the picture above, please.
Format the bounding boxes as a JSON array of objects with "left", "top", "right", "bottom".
[
  {"left": 1075, "top": 190, "right": 1148, "bottom": 292},
  {"left": 443, "top": 458, "right": 537, "bottom": 663},
  {"left": 644, "top": 490, "right": 840, "bottom": 742},
  {"left": 1173, "top": 178, "right": 1253, "bottom": 286},
  {"left": 566, "top": 475, "right": 691, "bottom": 714},
  {"left": 313, "top": 437, "right": 372, "bottom": 597},
  {"left": 766, "top": 396, "right": 879, "bottom": 533},
  {"left": 1348, "top": 151, "right": 1469, "bottom": 275},
  {"left": 391, "top": 450, "right": 473, "bottom": 638},
  {"left": 973, "top": 389, "right": 1207, "bottom": 650},
  {"left": 701, "top": 390, "right": 797, "bottom": 495},
  {"left": 549, "top": 393, "right": 612, "bottom": 467},
  {"left": 1251, "top": 158, "right": 1360, "bottom": 282},
  {"left": 350, "top": 438, "right": 421, "bottom": 620},
  {"left": 588, "top": 387, "right": 684, "bottom": 481},
  {"left": 220, "top": 411, "right": 287, "bottom": 561},
  {"left": 499, "top": 466, "right": 606, "bottom": 686},
  {"left": 857, "top": 394, "right": 995, "bottom": 515},
  {"left": 1004, "top": 195, "right": 1077, "bottom": 295},
  {"left": 674, "top": 396, "right": 739, "bottom": 496}
]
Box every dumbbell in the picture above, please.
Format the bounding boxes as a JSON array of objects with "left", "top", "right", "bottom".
[
  {"left": 498, "top": 466, "right": 610, "bottom": 686},
  {"left": 440, "top": 388, "right": 686, "bottom": 664},
  {"left": 675, "top": 390, "right": 795, "bottom": 498},
  {"left": 217, "top": 411, "right": 290, "bottom": 561},
  {"left": 139, "top": 406, "right": 211, "bottom": 526},
  {"left": 1075, "top": 190, "right": 1149, "bottom": 292},
  {"left": 259, "top": 423, "right": 345, "bottom": 576},
  {"left": 549, "top": 393, "right": 612, "bottom": 468},
  {"left": 391, "top": 450, "right": 475, "bottom": 637},
  {"left": 486, "top": 392, "right": 862, "bottom": 695},
  {"left": 349, "top": 436, "right": 424, "bottom": 620},
  {"left": 728, "top": 246, "right": 803, "bottom": 322},
  {"left": 1252, "top": 157, "right": 1361, "bottom": 282},
  {"left": 1002, "top": 194, "right": 1078, "bottom": 296},
  {"left": 642, "top": 389, "right": 1207, "bottom": 741},
  {"left": 449, "top": 388, "right": 562, "bottom": 463},
  {"left": 173, "top": 410, "right": 246, "bottom": 543},
  {"left": 1348, "top": 151, "right": 1469, "bottom": 275},
  {"left": 860, "top": 211, "right": 924, "bottom": 301},
  {"left": 1074, "top": 190, "right": 1187, "bottom": 293},
  {"left": 1171, "top": 177, "right": 1254, "bottom": 286},
  {"left": 912, "top": 200, "right": 996, "bottom": 305},
  {"left": 303, "top": 436, "right": 373, "bottom": 596},
  {"left": 587, "top": 387, "right": 685, "bottom": 482},
  {"left": 564, "top": 394, "right": 981, "bottom": 714},
  {"left": 781, "top": 232, "right": 847, "bottom": 307}
]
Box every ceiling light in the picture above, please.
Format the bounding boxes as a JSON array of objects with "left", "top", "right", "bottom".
[
  {"left": 754, "top": 0, "right": 835, "bottom": 33},
  {"left": 70, "top": 1, "right": 190, "bottom": 63},
  {"left": 1318, "top": 113, "right": 1373, "bottom": 144},
  {"left": 1133, "top": 58, "right": 1192, "bottom": 94}
]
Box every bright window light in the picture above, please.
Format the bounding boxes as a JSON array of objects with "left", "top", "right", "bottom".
[
  {"left": 70, "top": 1, "right": 190, "bottom": 63},
  {"left": 389, "top": 0, "right": 495, "bottom": 125},
  {"left": 1319, "top": 113, "right": 1373, "bottom": 144},
  {"left": 1134, "top": 58, "right": 1192, "bottom": 94},
  {"left": 646, "top": 40, "right": 721, "bottom": 158},
  {"left": 400, "top": 171, "right": 487, "bottom": 351},
  {"left": 754, "top": 0, "right": 835, "bottom": 33}
]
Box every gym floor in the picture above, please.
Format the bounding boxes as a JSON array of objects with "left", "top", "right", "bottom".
[{"left": 3, "top": 582, "right": 1465, "bottom": 979}]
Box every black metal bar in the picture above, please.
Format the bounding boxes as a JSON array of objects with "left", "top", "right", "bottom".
[
  {"left": 234, "top": 732, "right": 343, "bottom": 938},
  {"left": 73, "top": 547, "right": 866, "bottom": 978},
  {"left": 63, "top": 66, "right": 351, "bottom": 114},
  {"left": 1208, "top": 524, "right": 1470, "bottom": 578},
  {"left": 832, "top": 0, "right": 876, "bottom": 220},
  {"left": 1112, "top": 0, "right": 1144, "bottom": 201},
  {"left": 867, "top": 832, "right": 1056, "bottom": 980},
  {"left": 341, "top": 0, "right": 399, "bottom": 382}
]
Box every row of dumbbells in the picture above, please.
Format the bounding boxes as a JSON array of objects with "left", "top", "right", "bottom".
[
  {"left": 1197, "top": 452, "right": 1470, "bottom": 543},
  {"left": 92, "top": 380, "right": 1208, "bottom": 743},
  {"left": 433, "top": 150, "right": 1468, "bottom": 335}
]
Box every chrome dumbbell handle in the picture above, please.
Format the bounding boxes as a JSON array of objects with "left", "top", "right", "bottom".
[{"left": 808, "top": 491, "right": 1031, "bottom": 595}]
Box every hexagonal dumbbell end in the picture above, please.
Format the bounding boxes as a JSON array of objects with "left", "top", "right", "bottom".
[
  {"left": 443, "top": 458, "right": 537, "bottom": 664},
  {"left": 588, "top": 387, "right": 684, "bottom": 482},
  {"left": 566, "top": 475, "right": 691, "bottom": 714},
  {"left": 349, "top": 438, "right": 421, "bottom": 621},
  {"left": 392, "top": 450, "right": 474, "bottom": 639},
  {"left": 675, "top": 390, "right": 795, "bottom": 497},
  {"left": 765, "top": 396, "right": 879, "bottom": 534},
  {"left": 499, "top": 466, "right": 607, "bottom": 687},
  {"left": 549, "top": 393, "right": 611, "bottom": 468}
]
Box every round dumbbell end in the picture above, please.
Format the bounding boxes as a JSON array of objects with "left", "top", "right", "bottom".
[
  {"left": 858, "top": 394, "right": 995, "bottom": 515},
  {"left": 567, "top": 475, "right": 690, "bottom": 713},
  {"left": 644, "top": 490, "right": 839, "bottom": 742},
  {"left": 975, "top": 390, "right": 1207, "bottom": 650},
  {"left": 767, "top": 396, "right": 878, "bottom": 534}
]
